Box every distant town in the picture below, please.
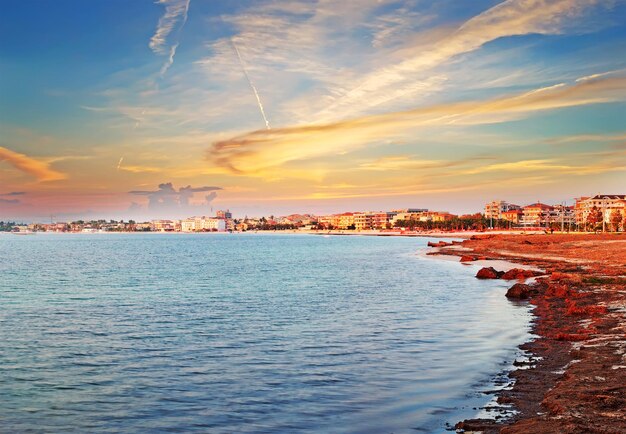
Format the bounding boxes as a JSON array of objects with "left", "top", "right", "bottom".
[{"left": 2, "top": 194, "right": 624, "bottom": 234}]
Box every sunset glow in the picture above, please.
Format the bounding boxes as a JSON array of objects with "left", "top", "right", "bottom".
[{"left": 1, "top": 0, "right": 625, "bottom": 220}]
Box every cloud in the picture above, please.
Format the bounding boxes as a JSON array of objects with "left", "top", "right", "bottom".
[
  {"left": 119, "top": 165, "right": 162, "bottom": 173},
  {"left": 129, "top": 182, "right": 222, "bottom": 218},
  {"left": 0, "top": 146, "right": 67, "bottom": 182},
  {"left": 149, "top": 0, "right": 190, "bottom": 54},
  {"left": 358, "top": 155, "right": 497, "bottom": 171},
  {"left": 0, "top": 191, "right": 25, "bottom": 205},
  {"left": 544, "top": 132, "right": 626, "bottom": 146},
  {"left": 208, "top": 74, "right": 626, "bottom": 175},
  {"left": 149, "top": 0, "right": 190, "bottom": 76},
  {"left": 194, "top": 0, "right": 412, "bottom": 125},
  {"left": 462, "top": 157, "right": 626, "bottom": 176},
  {"left": 0, "top": 198, "right": 21, "bottom": 205},
  {"left": 317, "top": 0, "right": 610, "bottom": 119}
]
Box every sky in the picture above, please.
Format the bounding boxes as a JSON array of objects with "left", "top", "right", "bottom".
[{"left": 1, "top": 0, "right": 625, "bottom": 221}]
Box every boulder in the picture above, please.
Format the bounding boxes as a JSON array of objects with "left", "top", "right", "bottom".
[
  {"left": 427, "top": 241, "right": 448, "bottom": 248},
  {"left": 501, "top": 268, "right": 538, "bottom": 280},
  {"left": 459, "top": 255, "right": 476, "bottom": 262},
  {"left": 476, "top": 267, "right": 500, "bottom": 279},
  {"left": 505, "top": 283, "right": 534, "bottom": 299}
]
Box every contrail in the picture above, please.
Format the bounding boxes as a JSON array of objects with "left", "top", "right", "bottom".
[
  {"left": 117, "top": 157, "right": 124, "bottom": 170},
  {"left": 231, "top": 38, "right": 271, "bottom": 130}
]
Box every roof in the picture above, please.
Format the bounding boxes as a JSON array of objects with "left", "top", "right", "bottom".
[
  {"left": 523, "top": 202, "right": 554, "bottom": 210},
  {"left": 590, "top": 194, "right": 626, "bottom": 200}
]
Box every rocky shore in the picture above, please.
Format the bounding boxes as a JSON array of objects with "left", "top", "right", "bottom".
[{"left": 429, "top": 234, "right": 626, "bottom": 433}]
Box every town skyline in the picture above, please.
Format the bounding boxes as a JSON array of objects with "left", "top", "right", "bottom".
[
  {"left": 5, "top": 194, "right": 624, "bottom": 235},
  {"left": 0, "top": 183, "right": 624, "bottom": 222},
  {"left": 1, "top": 1, "right": 625, "bottom": 220}
]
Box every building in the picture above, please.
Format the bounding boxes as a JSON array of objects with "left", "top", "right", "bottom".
[
  {"left": 181, "top": 216, "right": 227, "bottom": 232},
  {"left": 546, "top": 204, "right": 575, "bottom": 228},
  {"left": 420, "top": 211, "right": 455, "bottom": 222},
  {"left": 520, "top": 203, "right": 554, "bottom": 226},
  {"left": 516, "top": 202, "right": 574, "bottom": 227},
  {"left": 353, "top": 212, "right": 370, "bottom": 230},
  {"left": 484, "top": 200, "right": 521, "bottom": 220},
  {"left": 352, "top": 212, "right": 397, "bottom": 230},
  {"left": 501, "top": 209, "right": 523, "bottom": 224},
  {"left": 390, "top": 210, "right": 428, "bottom": 225},
  {"left": 337, "top": 213, "right": 355, "bottom": 229},
  {"left": 392, "top": 208, "right": 429, "bottom": 214},
  {"left": 391, "top": 212, "right": 419, "bottom": 226},
  {"left": 151, "top": 220, "right": 178, "bottom": 232},
  {"left": 575, "top": 195, "right": 626, "bottom": 230},
  {"left": 316, "top": 212, "right": 356, "bottom": 229},
  {"left": 317, "top": 214, "right": 340, "bottom": 229},
  {"left": 216, "top": 210, "right": 232, "bottom": 219}
]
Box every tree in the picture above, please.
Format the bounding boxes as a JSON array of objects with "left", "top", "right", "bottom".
[
  {"left": 610, "top": 209, "right": 623, "bottom": 232},
  {"left": 586, "top": 206, "right": 603, "bottom": 232}
]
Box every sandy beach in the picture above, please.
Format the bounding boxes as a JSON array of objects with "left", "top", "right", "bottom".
[{"left": 428, "top": 234, "right": 626, "bottom": 433}]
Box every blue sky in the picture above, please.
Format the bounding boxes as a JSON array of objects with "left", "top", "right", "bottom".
[{"left": 1, "top": 0, "right": 625, "bottom": 220}]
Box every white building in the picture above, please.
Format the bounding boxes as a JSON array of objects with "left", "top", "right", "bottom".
[
  {"left": 181, "top": 216, "right": 227, "bottom": 232},
  {"left": 575, "top": 195, "right": 626, "bottom": 229}
]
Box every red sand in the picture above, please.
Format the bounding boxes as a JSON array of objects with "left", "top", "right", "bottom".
[{"left": 436, "top": 234, "right": 626, "bottom": 433}]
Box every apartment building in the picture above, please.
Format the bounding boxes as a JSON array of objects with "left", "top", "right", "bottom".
[
  {"left": 501, "top": 209, "right": 523, "bottom": 224},
  {"left": 150, "top": 220, "right": 179, "bottom": 232},
  {"left": 337, "top": 213, "right": 355, "bottom": 229},
  {"left": 353, "top": 211, "right": 397, "bottom": 230},
  {"left": 575, "top": 195, "right": 626, "bottom": 228},
  {"left": 484, "top": 200, "right": 521, "bottom": 220},
  {"left": 181, "top": 216, "right": 226, "bottom": 232},
  {"left": 519, "top": 203, "right": 554, "bottom": 226},
  {"left": 518, "top": 203, "right": 575, "bottom": 227}
]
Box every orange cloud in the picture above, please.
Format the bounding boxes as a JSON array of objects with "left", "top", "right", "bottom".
[
  {"left": 208, "top": 74, "right": 626, "bottom": 175},
  {"left": 0, "top": 146, "right": 66, "bottom": 182}
]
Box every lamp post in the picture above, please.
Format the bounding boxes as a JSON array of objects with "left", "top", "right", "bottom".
[{"left": 602, "top": 196, "right": 610, "bottom": 233}]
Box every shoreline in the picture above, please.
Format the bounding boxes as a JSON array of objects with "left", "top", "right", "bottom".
[
  {"left": 2, "top": 228, "right": 577, "bottom": 238},
  {"left": 429, "top": 234, "right": 625, "bottom": 433}
]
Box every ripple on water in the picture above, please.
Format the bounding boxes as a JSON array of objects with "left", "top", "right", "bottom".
[{"left": 0, "top": 233, "right": 532, "bottom": 433}]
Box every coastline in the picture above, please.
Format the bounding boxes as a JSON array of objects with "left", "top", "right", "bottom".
[
  {"left": 428, "top": 234, "right": 625, "bottom": 433},
  {"left": 2, "top": 228, "right": 550, "bottom": 237}
]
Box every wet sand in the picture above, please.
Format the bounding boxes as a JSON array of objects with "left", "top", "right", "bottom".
[{"left": 432, "top": 234, "right": 626, "bottom": 433}]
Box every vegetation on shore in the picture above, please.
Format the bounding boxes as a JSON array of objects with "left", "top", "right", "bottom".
[{"left": 0, "top": 221, "right": 21, "bottom": 232}]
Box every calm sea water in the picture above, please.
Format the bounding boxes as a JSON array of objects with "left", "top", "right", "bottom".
[{"left": 0, "top": 233, "right": 531, "bottom": 433}]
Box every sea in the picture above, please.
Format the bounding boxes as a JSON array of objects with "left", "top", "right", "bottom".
[{"left": 0, "top": 232, "right": 532, "bottom": 433}]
